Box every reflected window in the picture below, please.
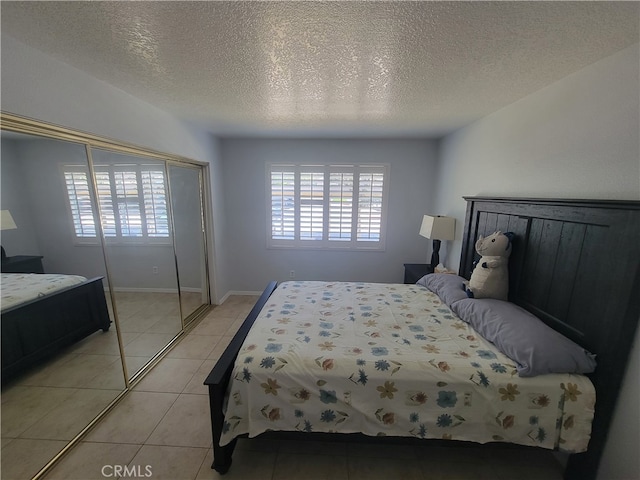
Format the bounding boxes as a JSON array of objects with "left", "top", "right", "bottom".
[{"left": 64, "top": 164, "right": 169, "bottom": 241}]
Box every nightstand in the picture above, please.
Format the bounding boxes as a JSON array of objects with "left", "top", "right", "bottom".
[
  {"left": 1, "top": 255, "right": 44, "bottom": 273},
  {"left": 403, "top": 263, "right": 433, "bottom": 284}
]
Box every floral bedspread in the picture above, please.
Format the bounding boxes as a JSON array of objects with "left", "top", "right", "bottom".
[
  {"left": 1, "top": 273, "right": 87, "bottom": 311},
  {"left": 220, "top": 281, "right": 595, "bottom": 452}
]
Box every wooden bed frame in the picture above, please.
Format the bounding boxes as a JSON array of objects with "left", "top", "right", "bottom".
[
  {"left": 205, "top": 197, "right": 640, "bottom": 480},
  {"left": 1, "top": 276, "right": 112, "bottom": 384}
]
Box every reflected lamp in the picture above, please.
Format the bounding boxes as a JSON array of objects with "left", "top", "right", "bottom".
[{"left": 1, "top": 210, "right": 18, "bottom": 260}]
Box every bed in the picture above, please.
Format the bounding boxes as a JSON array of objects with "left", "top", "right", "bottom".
[
  {"left": 205, "top": 196, "right": 640, "bottom": 480},
  {"left": 1, "top": 273, "right": 112, "bottom": 384}
]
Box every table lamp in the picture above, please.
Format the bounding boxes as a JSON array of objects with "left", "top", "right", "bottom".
[{"left": 419, "top": 215, "right": 455, "bottom": 270}]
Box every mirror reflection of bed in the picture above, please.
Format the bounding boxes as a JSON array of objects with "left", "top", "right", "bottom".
[
  {"left": 0, "top": 270, "right": 126, "bottom": 480},
  {"left": 0, "top": 279, "right": 191, "bottom": 478},
  {"left": 0, "top": 282, "right": 202, "bottom": 479},
  {"left": 0, "top": 129, "right": 211, "bottom": 479},
  {"left": 0, "top": 283, "right": 193, "bottom": 386},
  {"left": 0, "top": 134, "right": 126, "bottom": 480}
]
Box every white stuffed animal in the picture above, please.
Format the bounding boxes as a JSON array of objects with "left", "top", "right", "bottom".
[{"left": 464, "top": 231, "right": 514, "bottom": 301}]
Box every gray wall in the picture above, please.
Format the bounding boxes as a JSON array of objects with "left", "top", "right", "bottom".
[
  {"left": 1, "top": 34, "right": 224, "bottom": 300},
  {"left": 220, "top": 138, "right": 439, "bottom": 291},
  {"left": 0, "top": 140, "right": 41, "bottom": 256},
  {"left": 435, "top": 43, "right": 640, "bottom": 269},
  {"left": 206, "top": 137, "right": 230, "bottom": 300},
  {"left": 0, "top": 36, "right": 213, "bottom": 162},
  {"left": 435, "top": 43, "right": 640, "bottom": 480},
  {"left": 12, "top": 138, "right": 109, "bottom": 279}
]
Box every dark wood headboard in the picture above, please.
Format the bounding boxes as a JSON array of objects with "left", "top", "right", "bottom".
[{"left": 459, "top": 197, "right": 640, "bottom": 479}]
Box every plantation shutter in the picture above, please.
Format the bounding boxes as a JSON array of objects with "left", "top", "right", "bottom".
[
  {"left": 299, "top": 169, "right": 324, "bottom": 241},
  {"left": 357, "top": 168, "right": 385, "bottom": 242},
  {"left": 64, "top": 164, "right": 169, "bottom": 241},
  {"left": 271, "top": 168, "right": 296, "bottom": 240},
  {"left": 95, "top": 171, "right": 117, "bottom": 236},
  {"left": 64, "top": 171, "right": 97, "bottom": 237},
  {"left": 141, "top": 168, "right": 169, "bottom": 237},
  {"left": 112, "top": 168, "right": 143, "bottom": 237},
  {"left": 328, "top": 170, "right": 353, "bottom": 241},
  {"left": 268, "top": 163, "right": 388, "bottom": 249}
]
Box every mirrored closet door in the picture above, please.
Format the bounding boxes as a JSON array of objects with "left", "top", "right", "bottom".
[
  {"left": 1, "top": 114, "right": 212, "bottom": 480},
  {"left": 0, "top": 132, "right": 126, "bottom": 480},
  {"left": 168, "top": 163, "right": 210, "bottom": 324},
  {"left": 90, "top": 148, "right": 183, "bottom": 380}
]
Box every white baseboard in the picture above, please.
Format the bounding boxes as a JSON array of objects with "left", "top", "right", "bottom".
[
  {"left": 180, "top": 287, "right": 203, "bottom": 294},
  {"left": 218, "top": 290, "right": 263, "bottom": 305},
  {"left": 104, "top": 287, "right": 203, "bottom": 294}
]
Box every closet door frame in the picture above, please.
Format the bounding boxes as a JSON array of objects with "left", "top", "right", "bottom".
[
  {"left": 0, "top": 111, "right": 214, "bottom": 480},
  {"left": 166, "top": 161, "right": 212, "bottom": 327}
]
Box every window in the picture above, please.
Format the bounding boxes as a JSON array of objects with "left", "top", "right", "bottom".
[
  {"left": 64, "top": 164, "right": 169, "bottom": 242},
  {"left": 269, "top": 164, "right": 388, "bottom": 249}
]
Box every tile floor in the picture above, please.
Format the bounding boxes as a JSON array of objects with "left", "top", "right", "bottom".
[
  {"left": 0, "top": 291, "right": 204, "bottom": 479},
  {"left": 31, "top": 295, "right": 565, "bottom": 480}
]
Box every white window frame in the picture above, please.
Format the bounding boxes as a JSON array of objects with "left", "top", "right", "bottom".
[
  {"left": 63, "top": 164, "right": 171, "bottom": 245},
  {"left": 267, "top": 163, "right": 389, "bottom": 250}
]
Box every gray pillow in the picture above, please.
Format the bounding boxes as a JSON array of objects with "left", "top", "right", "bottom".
[
  {"left": 417, "top": 273, "right": 469, "bottom": 307},
  {"left": 450, "top": 298, "right": 597, "bottom": 377}
]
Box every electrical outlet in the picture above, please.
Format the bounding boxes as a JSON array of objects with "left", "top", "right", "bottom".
[
  {"left": 289, "top": 270, "right": 295, "bottom": 278},
  {"left": 152, "top": 266, "right": 158, "bottom": 274}
]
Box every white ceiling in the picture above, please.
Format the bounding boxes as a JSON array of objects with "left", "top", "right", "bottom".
[{"left": 1, "top": 1, "right": 638, "bottom": 137}]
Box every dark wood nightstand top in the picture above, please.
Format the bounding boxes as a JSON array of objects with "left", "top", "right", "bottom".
[
  {"left": 1, "top": 255, "right": 44, "bottom": 273},
  {"left": 403, "top": 263, "right": 434, "bottom": 284}
]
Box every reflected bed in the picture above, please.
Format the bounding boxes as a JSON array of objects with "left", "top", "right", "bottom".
[{"left": 1, "top": 274, "right": 111, "bottom": 384}]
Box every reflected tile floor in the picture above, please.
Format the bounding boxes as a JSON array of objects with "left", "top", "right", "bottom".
[
  {"left": 0, "top": 291, "right": 203, "bottom": 480},
  {"left": 41, "top": 295, "right": 565, "bottom": 480}
]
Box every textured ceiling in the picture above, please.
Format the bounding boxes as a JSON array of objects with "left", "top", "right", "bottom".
[{"left": 1, "top": 1, "right": 638, "bottom": 137}]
